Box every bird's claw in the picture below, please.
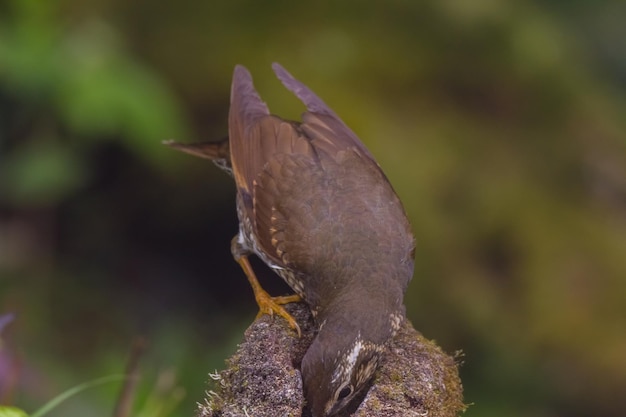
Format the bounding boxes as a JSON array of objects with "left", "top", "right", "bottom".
[{"left": 255, "top": 292, "right": 302, "bottom": 337}]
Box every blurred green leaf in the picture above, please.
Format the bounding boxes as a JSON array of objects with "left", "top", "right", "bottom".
[
  {"left": 0, "top": 141, "right": 88, "bottom": 206},
  {"left": 54, "top": 21, "right": 187, "bottom": 161},
  {"left": 0, "top": 407, "right": 29, "bottom": 417},
  {"left": 0, "top": 9, "right": 187, "bottom": 167},
  {"left": 30, "top": 375, "right": 126, "bottom": 417}
]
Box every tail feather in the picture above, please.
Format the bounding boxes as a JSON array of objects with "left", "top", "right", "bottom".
[{"left": 163, "top": 138, "right": 230, "bottom": 161}]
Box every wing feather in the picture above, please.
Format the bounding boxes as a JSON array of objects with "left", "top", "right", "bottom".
[
  {"left": 228, "top": 63, "right": 396, "bottom": 269},
  {"left": 271, "top": 62, "right": 380, "bottom": 165}
]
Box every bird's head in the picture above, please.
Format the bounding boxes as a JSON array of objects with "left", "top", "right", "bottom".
[{"left": 301, "top": 322, "right": 386, "bottom": 417}]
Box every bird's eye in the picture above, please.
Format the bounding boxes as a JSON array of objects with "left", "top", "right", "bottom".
[{"left": 337, "top": 385, "right": 352, "bottom": 400}]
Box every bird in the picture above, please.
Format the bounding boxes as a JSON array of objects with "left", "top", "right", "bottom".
[{"left": 165, "top": 63, "right": 415, "bottom": 417}]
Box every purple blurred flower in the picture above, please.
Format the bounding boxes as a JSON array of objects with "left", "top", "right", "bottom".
[{"left": 0, "top": 313, "right": 15, "bottom": 334}]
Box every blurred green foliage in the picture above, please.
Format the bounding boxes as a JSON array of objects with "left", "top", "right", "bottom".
[
  {"left": 1, "top": 0, "right": 626, "bottom": 416},
  {"left": 0, "top": 406, "right": 28, "bottom": 417},
  {"left": 0, "top": 0, "right": 186, "bottom": 207}
]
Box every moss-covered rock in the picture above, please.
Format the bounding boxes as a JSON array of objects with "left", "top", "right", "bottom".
[{"left": 198, "top": 303, "right": 464, "bottom": 417}]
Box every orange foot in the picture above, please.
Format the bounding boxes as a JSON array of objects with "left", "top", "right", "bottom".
[
  {"left": 234, "top": 251, "right": 303, "bottom": 336},
  {"left": 254, "top": 290, "right": 302, "bottom": 337}
]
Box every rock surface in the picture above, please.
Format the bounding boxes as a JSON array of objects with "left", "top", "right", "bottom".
[{"left": 198, "top": 303, "right": 464, "bottom": 417}]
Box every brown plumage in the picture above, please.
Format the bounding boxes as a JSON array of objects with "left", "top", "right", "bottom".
[{"left": 166, "top": 63, "right": 415, "bottom": 417}]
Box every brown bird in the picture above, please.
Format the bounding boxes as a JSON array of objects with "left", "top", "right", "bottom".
[{"left": 165, "top": 63, "right": 415, "bottom": 417}]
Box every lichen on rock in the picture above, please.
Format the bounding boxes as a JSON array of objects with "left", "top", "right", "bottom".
[{"left": 198, "top": 303, "right": 464, "bottom": 417}]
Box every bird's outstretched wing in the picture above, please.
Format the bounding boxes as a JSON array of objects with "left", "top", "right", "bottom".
[{"left": 271, "top": 62, "right": 381, "bottom": 167}]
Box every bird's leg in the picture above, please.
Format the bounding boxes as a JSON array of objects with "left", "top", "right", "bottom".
[
  {"left": 236, "top": 256, "right": 303, "bottom": 336},
  {"left": 232, "top": 237, "right": 302, "bottom": 336}
]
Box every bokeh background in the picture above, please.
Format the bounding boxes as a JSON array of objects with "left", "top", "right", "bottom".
[{"left": 1, "top": 0, "right": 625, "bottom": 416}]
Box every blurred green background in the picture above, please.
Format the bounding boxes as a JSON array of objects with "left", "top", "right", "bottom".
[{"left": 1, "top": 0, "right": 625, "bottom": 416}]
